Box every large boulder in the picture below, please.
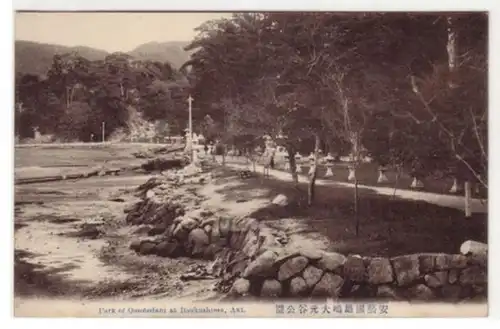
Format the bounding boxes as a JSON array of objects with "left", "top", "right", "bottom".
[
  {"left": 278, "top": 256, "right": 308, "bottom": 281},
  {"left": 260, "top": 279, "right": 282, "bottom": 298},
  {"left": 302, "top": 266, "right": 324, "bottom": 288},
  {"left": 187, "top": 228, "right": 209, "bottom": 256},
  {"left": 459, "top": 266, "right": 487, "bottom": 285},
  {"left": 317, "top": 252, "right": 346, "bottom": 273},
  {"left": 289, "top": 277, "right": 308, "bottom": 296},
  {"left": 367, "top": 258, "right": 394, "bottom": 284},
  {"left": 155, "top": 241, "right": 182, "bottom": 258},
  {"left": 229, "top": 278, "right": 251, "bottom": 297},
  {"left": 299, "top": 248, "right": 323, "bottom": 260},
  {"left": 391, "top": 255, "right": 420, "bottom": 286},
  {"left": 138, "top": 241, "right": 157, "bottom": 255},
  {"left": 147, "top": 224, "right": 167, "bottom": 236},
  {"left": 344, "top": 256, "right": 366, "bottom": 282},
  {"left": 243, "top": 250, "right": 279, "bottom": 278},
  {"left": 424, "top": 271, "right": 448, "bottom": 288},
  {"left": 435, "top": 254, "right": 468, "bottom": 270},
  {"left": 271, "top": 194, "right": 288, "bottom": 206},
  {"left": 173, "top": 217, "right": 199, "bottom": 239},
  {"left": 418, "top": 253, "right": 438, "bottom": 274},
  {"left": 311, "top": 272, "right": 344, "bottom": 297}
]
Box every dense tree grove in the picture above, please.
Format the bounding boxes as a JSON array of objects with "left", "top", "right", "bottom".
[
  {"left": 15, "top": 12, "right": 487, "bottom": 197},
  {"left": 182, "top": 12, "right": 487, "bottom": 196},
  {"left": 15, "top": 52, "right": 189, "bottom": 141}
]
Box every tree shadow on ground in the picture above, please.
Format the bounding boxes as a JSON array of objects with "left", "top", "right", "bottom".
[
  {"left": 213, "top": 168, "right": 487, "bottom": 257},
  {"left": 14, "top": 249, "right": 91, "bottom": 298}
]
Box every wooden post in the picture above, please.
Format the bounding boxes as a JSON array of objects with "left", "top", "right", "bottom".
[{"left": 465, "top": 181, "right": 472, "bottom": 218}]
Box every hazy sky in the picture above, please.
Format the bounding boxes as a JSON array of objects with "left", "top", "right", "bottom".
[{"left": 15, "top": 12, "right": 232, "bottom": 52}]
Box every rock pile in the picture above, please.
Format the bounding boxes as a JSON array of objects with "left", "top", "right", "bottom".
[
  {"left": 124, "top": 164, "right": 487, "bottom": 302},
  {"left": 225, "top": 251, "right": 486, "bottom": 301}
]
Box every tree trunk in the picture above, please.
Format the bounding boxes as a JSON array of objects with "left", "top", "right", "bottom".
[
  {"left": 464, "top": 181, "right": 472, "bottom": 218},
  {"left": 447, "top": 15, "right": 458, "bottom": 89},
  {"left": 287, "top": 148, "right": 298, "bottom": 185},
  {"left": 69, "top": 86, "right": 75, "bottom": 106},
  {"left": 354, "top": 177, "right": 359, "bottom": 236},
  {"left": 307, "top": 134, "right": 321, "bottom": 206},
  {"left": 388, "top": 167, "right": 402, "bottom": 241},
  {"left": 66, "top": 86, "right": 70, "bottom": 108}
]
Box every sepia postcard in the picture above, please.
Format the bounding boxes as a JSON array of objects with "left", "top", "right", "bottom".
[{"left": 13, "top": 9, "right": 489, "bottom": 318}]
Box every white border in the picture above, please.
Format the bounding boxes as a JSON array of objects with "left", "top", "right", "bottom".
[
  {"left": 10, "top": 0, "right": 497, "bottom": 12},
  {"left": 3, "top": 0, "right": 500, "bottom": 328}
]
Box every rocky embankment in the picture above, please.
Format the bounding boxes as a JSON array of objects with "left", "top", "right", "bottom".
[{"left": 125, "top": 160, "right": 487, "bottom": 303}]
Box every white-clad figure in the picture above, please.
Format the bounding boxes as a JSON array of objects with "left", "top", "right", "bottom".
[
  {"left": 308, "top": 152, "right": 315, "bottom": 175},
  {"left": 347, "top": 164, "right": 356, "bottom": 182},
  {"left": 377, "top": 165, "right": 389, "bottom": 183},
  {"left": 449, "top": 177, "right": 462, "bottom": 193},
  {"left": 295, "top": 153, "right": 302, "bottom": 173},
  {"left": 324, "top": 153, "right": 335, "bottom": 177},
  {"left": 410, "top": 177, "right": 424, "bottom": 189},
  {"left": 284, "top": 152, "right": 290, "bottom": 171}
]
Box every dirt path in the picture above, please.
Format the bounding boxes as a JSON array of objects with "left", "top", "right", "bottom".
[
  {"left": 226, "top": 162, "right": 488, "bottom": 214},
  {"left": 197, "top": 169, "right": 336, "bottom": 254}
]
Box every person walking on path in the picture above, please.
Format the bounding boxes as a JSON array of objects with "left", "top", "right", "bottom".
[{"left": 269, "top": 150, "right": 276, "bottom": 170}]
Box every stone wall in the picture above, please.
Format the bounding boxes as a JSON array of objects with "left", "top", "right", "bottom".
[{"left": 126, "top": 170, "right": 487, "bottom": 303}]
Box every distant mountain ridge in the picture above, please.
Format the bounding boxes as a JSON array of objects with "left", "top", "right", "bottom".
[{"left": 15, "top": 40, "right": 191, "bottom": 76}]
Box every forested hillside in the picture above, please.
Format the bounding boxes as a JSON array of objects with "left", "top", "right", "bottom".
[
  {"left": 15, "top": 41, "right": 109, "bottom": 77},
  {"left": 15, "top": 40, "right": 191, "bottom": 76},
  {"left": 15, "top": 51, "right": 190, "bottom": 142}
]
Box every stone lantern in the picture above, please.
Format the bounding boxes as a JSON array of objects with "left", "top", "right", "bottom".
[
  {"left": 324, "top": 153, "right": 335, "bottom": 177},
  {"left": 295, "top": 153, "right": 303, "bottom": 173}
]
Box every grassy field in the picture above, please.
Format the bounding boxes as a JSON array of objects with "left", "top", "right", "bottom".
[
  {"left": 225, "top": 155, "right": 487, "bottom": 198},
  {"left": 216, "top": 167, "right": 487, "bottom": 257}
]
